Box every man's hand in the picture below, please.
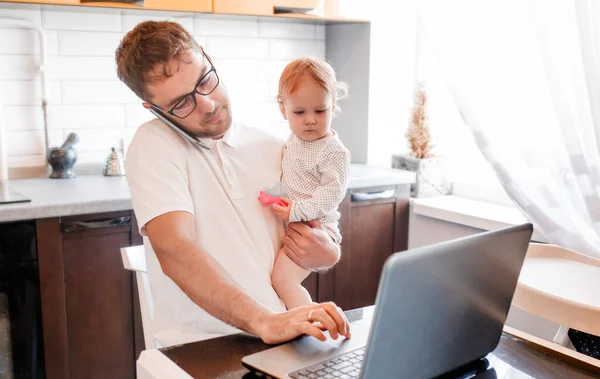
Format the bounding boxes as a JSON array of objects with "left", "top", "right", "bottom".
[
  {"left": 256, "top": 302, "right": 351, "bottom": 344},
  {"left": 283, "top": 220, "right": 340, "bottom": 271},
  {"left": 272, "top": 197, "right": 292, "bottom": 221}
]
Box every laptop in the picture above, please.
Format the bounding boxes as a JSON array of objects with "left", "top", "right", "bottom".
[{"left": 242, "top": 223, "right": 533, "bottom": 379}]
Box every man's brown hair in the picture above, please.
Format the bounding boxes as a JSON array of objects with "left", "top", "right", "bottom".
[{"left": 115, "top": 21, "right": 201, "bottom": 101}]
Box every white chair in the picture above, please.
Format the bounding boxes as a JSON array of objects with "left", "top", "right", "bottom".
[
  {"left": 512, "top": 243, "right": 600, "bottom": 348},
  {"left": 121, "top": 245, "right": 156, "bottom": 350}
]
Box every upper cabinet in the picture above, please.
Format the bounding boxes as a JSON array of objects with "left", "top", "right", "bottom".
[
  {"left": 212, "top": 0, "right": 339, "bottom": 19},
  {"left": 81, "top": 0, "right": 212, "bottom": 12},
  {"left": 0, "top": 0, "right": 212, "bottom": 12},
  {"left": 0, "top": 0, "right": 367, "bottom": 20}
]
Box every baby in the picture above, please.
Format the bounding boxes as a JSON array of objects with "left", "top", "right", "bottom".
[{"left": 266, "top": 57, "right": 351, "bottom": 309}]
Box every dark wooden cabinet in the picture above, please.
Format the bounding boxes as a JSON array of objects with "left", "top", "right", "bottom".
[
  {"left": 37, "top": 211, "right": 141, "bottom": 379},
  {"left": 316, "top": 184, "right": 411, "bottom": 310},
  {"left": 302, "top": 272, "right": 319, "bottom": 301}
]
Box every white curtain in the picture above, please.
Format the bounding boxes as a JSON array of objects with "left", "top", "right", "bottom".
[{"left": 418, "top": 0, "right": 600, "bottom": 258}]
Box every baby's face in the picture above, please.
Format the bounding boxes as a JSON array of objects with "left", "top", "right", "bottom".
[{"left": 279, "top": 75, "right": 333, "bottom": 141}]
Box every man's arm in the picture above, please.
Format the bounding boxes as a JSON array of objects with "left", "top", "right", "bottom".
[{"left": 146, "top": 211, "right": 350, "bottom": 344}]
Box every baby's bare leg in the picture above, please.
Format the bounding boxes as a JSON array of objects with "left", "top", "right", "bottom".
[{"left": 272, "top": 248, "right": 313, "bottom": 309}]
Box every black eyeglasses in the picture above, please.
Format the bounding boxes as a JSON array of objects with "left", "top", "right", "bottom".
[{"left": 150, "top": 51, "right": 220, "bottom": 119}]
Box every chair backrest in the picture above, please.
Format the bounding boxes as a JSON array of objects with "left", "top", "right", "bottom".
[
  {"left": 526, "top": 243, "right": 600, "bottom": 268},
  {"left": 513, "top": 243, "right": 600, "bottom": 337},
  {"left": 121, "top": 245, "right": 156, "bottom": 350}
]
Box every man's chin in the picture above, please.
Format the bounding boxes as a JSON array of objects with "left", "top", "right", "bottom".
[{"left": 202, "top": 118, "right": 231, "bottom": 139}]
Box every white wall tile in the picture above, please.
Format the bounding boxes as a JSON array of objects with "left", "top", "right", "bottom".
[
  {"left": 3, "top": 106, "right": 43, "bottom": 131},
  {"left": 226, "top": 80, "right": 270, "bottom": 103},
  {"left": 47, "top": 56, "right": 118, "bottom": 80},
  {"left": 258, "top": 60, "right": 291, "bottom": 81},
  {"left": 269, "top": 39, "right": 325, "bottom": 60},
  {"left": 258, "top": 21, "right": 315, "bottom": 39},
  {"left": 9, "top": 129, "right": 63, "bottom": 154},
  {"left": 42, "top": 7, "right": 121, "bottom": 32},
  {"left": 0, "top": 80, "right": 61, "bottom": 106},
  {"left": 0, "top": 3, "right": 42, "bottom": 23},
  {"left": 194, "top": 17, "right": 257, "bottom": 37},
  {"left": 121, "top": 14, "right": 194, "bottom": 34},
  {"left": 67, "top": 128, "right": 128, "bottom": 152},
  {"left": 0, "top": 30, "right": 34, "bottom": 55},
  {"left": 213, "top": 59, "right": 259, "bottom": 81},
  {"left": 47, "top": 129, "right": 65, "bottom": 149},
  {"left": 316, "top": 25, "right": 325, "bottom": 40},
  {"left": 7, "top": 154, "right": 46, "bottom": 168},
  {"left": 59, "top": 31, "right": 123, "bottom": 56},
  {"left": 76, "top": 151, "right": 111, "bottom": 165},
  {"left": 206, "top": 37, "right": 269, "bottom": 59},
  {"left": 122, "top": 127, "right": 137, "bottom": 154},
  {"left": 62, "top": 81, "right": 138, "bottom": 105},
  {"left": 0, "top": 28, "right": 58, "bottom": 55},
  {"left": 48, "top": 105, "right": 125, "bottom": 129},
  {"left": 234, "top": 101, "right": 282, "bottom": 125},
  {"left": 6, "top": 130, "right": 45, "bottom": 155},
  {"left": 46, "top": 30, "right": 59, "bottom": 55},
  {"left": 0, "top": 55, "right": 39, "bottom": 80},
  {"left": 268, "top": 80, "right": 280, "bottom": 100},
  {"left": 193, "top": 35, "right": 206, "bottom": 48},
  {"left": 125, "top": 104, "right": 155, "bottom": 128}
]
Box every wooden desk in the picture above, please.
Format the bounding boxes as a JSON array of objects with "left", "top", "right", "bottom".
[{"left": 137, "top": 308, "right": 600, "bottom": 379}]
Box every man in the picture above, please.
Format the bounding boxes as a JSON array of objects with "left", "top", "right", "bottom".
[{"left": 115, "top": 20, "right": 350, "bottom": 347}]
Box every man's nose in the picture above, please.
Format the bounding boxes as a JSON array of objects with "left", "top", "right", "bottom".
[{"left": 195, "top": 92, "right": 215, "bottom": 113}]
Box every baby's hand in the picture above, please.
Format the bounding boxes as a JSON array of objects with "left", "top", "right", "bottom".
[{"left": 272, "top": 197, "right": 292, "bottom": 221}]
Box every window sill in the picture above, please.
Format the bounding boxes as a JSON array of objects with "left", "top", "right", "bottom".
[{"left": 411, "top": 195, "right": 546, "bottom": 242}]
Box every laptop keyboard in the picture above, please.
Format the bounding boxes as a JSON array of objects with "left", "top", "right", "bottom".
[{"left": 289, "top": 347, "right": 366, "bottom": 379}]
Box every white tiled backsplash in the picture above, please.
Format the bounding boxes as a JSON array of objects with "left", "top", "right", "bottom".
[{"left": 0, "top": 3, "right": 326, "bottom": 169}]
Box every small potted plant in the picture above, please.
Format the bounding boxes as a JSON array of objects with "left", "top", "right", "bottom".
[{"left": 392, "top": 83, "right": 451, "bottom": 198}]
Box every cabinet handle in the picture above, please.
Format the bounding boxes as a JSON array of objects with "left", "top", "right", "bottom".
[
  {"left": 273, "top": 6, "right": 323, "bottom": 16},
  {"left": 80, "top": 0, "right": 145, "bottom": 6},
  {"left": 351, "top": 190, "right": 396, "bottom": 202},
  {"left": 62, "top": 216, "right": 131, "bottom": 233}
]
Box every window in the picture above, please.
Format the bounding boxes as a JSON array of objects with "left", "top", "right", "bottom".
[{"left": 416, "top": 24, "right": 513, "bottom": 205}]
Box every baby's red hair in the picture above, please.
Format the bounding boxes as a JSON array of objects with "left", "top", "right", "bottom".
[{"left": 277, "top": 57, "right": 348, "bottom": 114}]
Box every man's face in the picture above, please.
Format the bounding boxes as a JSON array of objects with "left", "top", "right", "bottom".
[{"left": 144, "top": 50, "right": 232, "bottom": 139}]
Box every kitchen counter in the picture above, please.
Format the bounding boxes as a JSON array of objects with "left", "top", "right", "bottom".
[{"left": 0, "top": 164, "right": 415, "bottom": 222}]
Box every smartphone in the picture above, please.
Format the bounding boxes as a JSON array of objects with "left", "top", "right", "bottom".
[{"left": 148, "top": 108, "right": 209, "bottom": 150}]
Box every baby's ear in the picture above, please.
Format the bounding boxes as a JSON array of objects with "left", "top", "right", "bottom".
[{"left": 279, "top": 101, "right": 288, "bottom": 120}]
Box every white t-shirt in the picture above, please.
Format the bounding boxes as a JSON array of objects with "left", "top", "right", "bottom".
[
  {"left": 126, "top": 119, "right": 287, "bottom": 347},
  {"left": 282, "top": 131, "right": 351, "bottom": 244}
]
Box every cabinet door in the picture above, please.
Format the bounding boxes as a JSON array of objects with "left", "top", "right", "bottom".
[
  {"left": 333, "top": 186, "right": 410, "bottom": 310},
  {"left": 61, "top": 212, "right": 135, "bottom": 379},
  {"left": 146, "top": 0, "right": 211, "bottom": 11},
  {"left": 0, "top": 0, "right": 211, "bottom": 12},
  {"left": 302, "top": 271, "right": 318, "bottom": 301},
  {"left": 0, "top": 0, "right": 78, "bottom": 5},
  {"left": 213, "top": 0, "right": 338, "bottom": 19},
  {"left": 80, "top": 0, "right": 212, "bottom": 12}
]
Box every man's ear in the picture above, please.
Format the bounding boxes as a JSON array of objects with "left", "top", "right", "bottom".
[
  {"left": 142, "top": 102, "right": 151, "bottom": 109},
  {"left": 279, "top": 101, "right": 288, "bottom": 121}
]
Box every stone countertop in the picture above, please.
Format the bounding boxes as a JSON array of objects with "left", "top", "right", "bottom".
[{"left": 0, "top": 164, "right": 415, "bottom": 223}]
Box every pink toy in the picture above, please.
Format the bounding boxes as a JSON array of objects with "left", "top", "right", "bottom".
[{"left": 258, "top": 191, "right": 288, "bottom": 207}]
